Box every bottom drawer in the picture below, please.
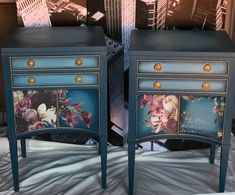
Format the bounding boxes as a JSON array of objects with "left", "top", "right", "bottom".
[
  {"left": 137, "top": 94, "right": 224, "bottom": 140},
  {"left": 13, "top": 89, "right": 99, "bottom": 134}
]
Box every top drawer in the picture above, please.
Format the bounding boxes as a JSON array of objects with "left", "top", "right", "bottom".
[
  {"left": 10, "top": 55, "right": 99, "bottom": 71},
  {"left": 138, "top": 60, "right": 229, "bottom": 76}
]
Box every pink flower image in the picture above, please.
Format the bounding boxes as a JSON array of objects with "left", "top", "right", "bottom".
[
  {"left": 167, "top": 118, "right": 177, "bottom": 133},
  {"left": 141, "top": 95, "right": 178, "bottom": 134},
  {"left": 28, "top": 121, "right": 46, "bottom": 130},
  {"left": 23, "top": 109, "right": 38, "bottom": 122},
  {"left": 59, "top": 95, "right": 92, "bottom": 129},
  {"left": 64, "top": 111, "right": 79, "bottom": 128},
  {"left": 150, "top": 99, "right": 164, "bottom": 114},
  {"left": 140, "top": 94, "right": 152, "bottom": 108},
  {"left": 163, "top": 95, "right": 178, "bottom": 113},
  {"left": 81, "top": 111, "right": 92, "bottom": 128},
  {"left": 14, "top": 97, "right": 32, "bottom": 114},
  {"left": 73, "top": 103, "right": 82, "bottom": 111}
]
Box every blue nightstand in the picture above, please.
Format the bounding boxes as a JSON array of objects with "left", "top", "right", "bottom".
[
  {"left": 128, "top": 30, "right": 235, "bottom": 195},
  {"left": 1, "top": 26, "right": 108, "bottom": 192}
]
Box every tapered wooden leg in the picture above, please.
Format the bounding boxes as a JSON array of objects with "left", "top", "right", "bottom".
[
  {"left": 219, "top": 145, "right": 230, "bottom": 192},
  {"left": 128, "top": 142, "right": 135, "bottom": 195},
  {"left": 20, "top": 139, "right": 26, "bottom": 158},
  {"left": 100, "top": 136, "right": 107, "bottom": 188},
  {"left": 9, "top": 140, "right": 19, "bottom": 192},
  {"left": 99, "top": 143, "right": 101, "bottom": 155},
  {"left": 209, "top": 143, "right": 216, "bottom": 164}
]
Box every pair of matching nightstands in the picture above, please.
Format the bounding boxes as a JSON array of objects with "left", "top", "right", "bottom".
[
  {"left": 1, "top": 26, "right": 108, "bottom": 192},
  {"left": 2, "top": 27, "right": 235, "bottom": 194},
  {"left": 128, "top": 30, "right": 235, "bottom": 195}
]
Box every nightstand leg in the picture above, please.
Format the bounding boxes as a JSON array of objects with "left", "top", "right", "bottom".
[
  {"left": 219, "top": 145, "right": 230, "bottom": 192},
  {"left": 128, "top": 142, "right": 135, "bottom": 195},
  {"left": 100, "top": 136, "right": 107, "bottom": 188},
  {"left": 20, "top": 139, "right": 26, "bottom": 158},
  {"left": 98, "top": 143, "right": 101, "bottom": 155},
  {"left": 9, "top": 140, "right": 19, "bottom": 192},
  {"left": 209, "top": 143, "right": 216, "bottom": 164}
]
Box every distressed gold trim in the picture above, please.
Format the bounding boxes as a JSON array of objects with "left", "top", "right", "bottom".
[
  {"left": 137, "top": 59, "right": 230, "bottom": 76},
  {"left": 177, "top": 96, "right": 181, "bottom": 135},
  {"left": 11, "top": 72, "right": 100, "bottom": 88},
  {"left": 9, "top": 55, "right": 100, "bottom": 71},
  {"left": 137, "top": 77, "right": 228, "bottom": 94}
]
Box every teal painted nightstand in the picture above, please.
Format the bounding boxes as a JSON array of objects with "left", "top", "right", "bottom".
[
  {"left": 1, "top": 26, "right": 108, "bottom": 192},
  {"left": 128, "top": 30, "right": 235, "bottom": 195}
]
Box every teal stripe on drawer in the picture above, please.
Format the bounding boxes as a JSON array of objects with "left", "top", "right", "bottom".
[
  {"left": 11, "top": 56, "right": 99, "bottom": 70},
  {"left": 138, "top": 79, "right": 227, "bottom": 93},
  {"left": 12, "top": 73, "right": 98, "bottom": 87},
  {"left": 138, "top": 61, "right": 228, "bottom": 75}
]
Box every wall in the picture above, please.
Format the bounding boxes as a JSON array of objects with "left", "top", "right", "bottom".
[{"left": 0, "top": 2, "right": 17, "bottom": 111}]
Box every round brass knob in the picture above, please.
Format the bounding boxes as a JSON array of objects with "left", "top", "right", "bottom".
[
  {"left": 154, "top": 63, "right": 162, "bottom": 72},
  {"left": 75, "top": 58, "right": 83, "bottom": 66},
  {"left": 202, "top": 82, "right": 210, "bottom": 90},
  {"left": 27, "top": 60, "right": 35, "bottom": 68},
  {"left": 75, "top": 76, "right": 83, "bottom": 84},
  {"left": 153, "top": 81, "right": 161, "bottom": 89},
  {"left": 28, "top": 77, "right": 36, "bottom": 85},
  {"left": 203, "top": 64, "right": 212, "bottom": 72}
]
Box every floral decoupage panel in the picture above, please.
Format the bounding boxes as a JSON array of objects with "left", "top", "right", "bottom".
[
  {"left": 13, "top": 90, "right": 58, "bottom": 134},
  {"left": 137, "top": 95, "right": 179, "bottom": 138},
  {"left": 180, "top": 96, "right": 224, "bottom": 140},
  {"left": 58, "top": 89, "right": 99, "bottom": 131}
]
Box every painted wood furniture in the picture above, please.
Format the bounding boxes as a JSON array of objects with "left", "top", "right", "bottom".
[
  {"left": 128, "top": 30, "right": 235, "bottom": 195},
  {"left": 1, "top": 26, "right": 107, "bottom": 192}
]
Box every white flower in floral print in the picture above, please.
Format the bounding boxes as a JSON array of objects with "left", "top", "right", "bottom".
[
  {"left": 163, "top": 95, "right": 178, "bottom": 113},
  {"left": 37, "top": 103, "right": 57, "bottom": 125},
  {"left": 13, "top": 91, "right": 24, "bottom": 102}
]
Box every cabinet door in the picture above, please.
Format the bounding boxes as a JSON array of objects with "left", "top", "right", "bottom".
[
  {"left": 137, "top": 94, "right": 179, "bottom": 138},
  {"left": 13, "top": 90, "right": 58, "bottom": 134},
  {"left": 13, "top": 89, "right": 99, "bottom": 135},
  {"left": 180, "top": 96, "right": 224, "bottom": 140},
  {"left": 58, "top": 89, "right": 99, "bottom": 131}
]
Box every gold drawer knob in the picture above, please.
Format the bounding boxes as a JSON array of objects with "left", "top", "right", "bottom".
[
  {"left": 75, "top": 76, "right": 83, "bottom": 84},
  {"left": 27, "top": 60, "right": 35, "bottom": 68},
  {"left": 203, "top": 64, "right": 212, "bottom": 72},
  {"left": 202, "top": 82, "right": 210, "bottom": 90},
  {"left": 75, "top": 58, "right": 83, "bottom": 66},
  {"left": 154, "top": 63, "right": 162, "bottom": 72},
  {"left": 28, "top": 77, "right": 36, "bottom": 85},
  {"left": 153, "top": 81, "right": 161, "bottom": 89}
]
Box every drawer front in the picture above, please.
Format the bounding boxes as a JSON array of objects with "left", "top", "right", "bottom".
[
  {"left": 12, "top": 73, "right": 98, "bottom": 88},
  {"left": 138, "top": 78, "right": 227, "bottom": 93},
  {"left": 138, "top": 60, "right": 229, "bottom": 75},
  {"left": 10, "top": 55, "right": 99, "bottom": 71},
  {"left": 13, "top": 89, "right": 99, "bottom": 134}
]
